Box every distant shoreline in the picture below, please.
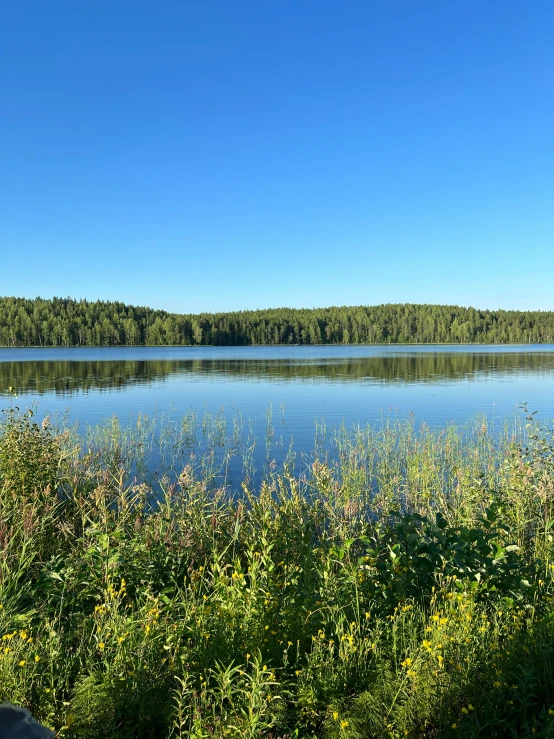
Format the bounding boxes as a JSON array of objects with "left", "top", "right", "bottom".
[
  {"left": 1, "top": 342, "right": 554, "bottom": 349},
  {"left": 2, "top": 297, "right": 554, "bottom": 346}
]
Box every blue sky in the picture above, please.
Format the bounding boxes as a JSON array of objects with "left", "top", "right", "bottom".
[{"left": 1, "top": 1, "right": 553, "bottom": 313}]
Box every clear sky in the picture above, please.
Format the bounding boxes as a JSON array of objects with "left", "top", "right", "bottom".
[{"left": 1, "top": 1, "right": 553, "bottom": 314}]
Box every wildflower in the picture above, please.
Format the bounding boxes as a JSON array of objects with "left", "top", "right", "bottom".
[
  {"left": 19, "top": 660, "right": 26, "bottom": 667},
  {"left": 333, "top": 712, "right": 339, "bottom": 720},
  {"left": 494, "top": 681, "right": 501, "bottom": 687},
  {"left": 340, "top": 720, "right": 349, "bottom": 729},
  {"left": 451, "top": 723, "right": 457, "bottom": 729},
  {"left": 468, "top": 704, "right": 474, "bottom": 711},
  {"left": 461, "top": 707, "right": 468, "bottom": 714},
  {"left": 35, "top": 655, "right": 40, "bottom": 663},
  {"left": 98, "top": 642, "right": 105, "bottom": 650},
  {"left": 422, "top": 640, "right": 432, "bottom": 649}
]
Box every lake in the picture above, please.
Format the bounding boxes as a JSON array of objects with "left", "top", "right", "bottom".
[{"left": 1, "top": 344, "right": 554, "bottom": 459}]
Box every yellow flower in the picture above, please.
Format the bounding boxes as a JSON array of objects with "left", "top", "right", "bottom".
[
  {"left": 422, "top": 640, "right": 432, "bottom": 649},
  {"left": 461, "top": 707, "right": 468, "bottom": 714},
  {"left": 98, "top": 642, "right": 105, "bottom": 650},
  {"left": 19, "top": 660, "right": 26, "bottom": 667},
  {"left": 333, "top": 711, "right": 339, "bottom": 720},
  {"left": 468, "top": 704, "right": 474, "bottom": 711},
  {"left": 451, "top": 723, "right": 457, "bottom": 729},
  {"left": 340, "top": 720, "right": 349, "bottom": 729},
  {"left": 35, "top": 655, "right": 40, "bottom": 663}
]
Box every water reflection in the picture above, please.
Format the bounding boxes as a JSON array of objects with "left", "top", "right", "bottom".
[{"left": 2, "top": 351, "right": 554, "bottom": 396}]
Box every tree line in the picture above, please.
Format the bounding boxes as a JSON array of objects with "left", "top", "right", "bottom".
[{"left": 1, "top": 296, "right": 554, "bottom": 346}]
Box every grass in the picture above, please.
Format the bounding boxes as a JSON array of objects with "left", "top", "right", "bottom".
[{"left": 1, "top": 400, "right": 554, "bottom": 737}]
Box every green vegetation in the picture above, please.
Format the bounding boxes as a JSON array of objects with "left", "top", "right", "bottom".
[
  {"left": 2, "top": 403, "right": 554, "bottom": 737},
  {"left": 2, "top": 296, "right": 554, "bottom": 346}
]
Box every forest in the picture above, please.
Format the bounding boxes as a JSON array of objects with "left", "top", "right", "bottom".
[{"left": 1, "top": 296, "right": 554, "bottom": 346}]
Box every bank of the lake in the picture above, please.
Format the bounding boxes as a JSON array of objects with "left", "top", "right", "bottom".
[{"left": 1, "top": 407, "right": 554, "bottom": 737}]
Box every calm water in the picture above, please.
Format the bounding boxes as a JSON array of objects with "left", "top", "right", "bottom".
[{"left": 1, "top": 346, "right": 554, "bottom": 448}]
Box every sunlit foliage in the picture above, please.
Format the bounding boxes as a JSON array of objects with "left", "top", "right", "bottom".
[
  {"left": 1, "top": 296, "right": 554, "bottom": 346},
  {"left": 1, "top": 407, "right": 554, "bottom": 736}
]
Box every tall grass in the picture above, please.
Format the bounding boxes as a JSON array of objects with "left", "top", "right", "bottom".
[{"left": 1, "top": 402, "right": 554, "bottom": 737}]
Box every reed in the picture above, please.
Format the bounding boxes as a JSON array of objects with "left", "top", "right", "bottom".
[{"left": 0, "top": 402, "right": 553, "bottom": 737}]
